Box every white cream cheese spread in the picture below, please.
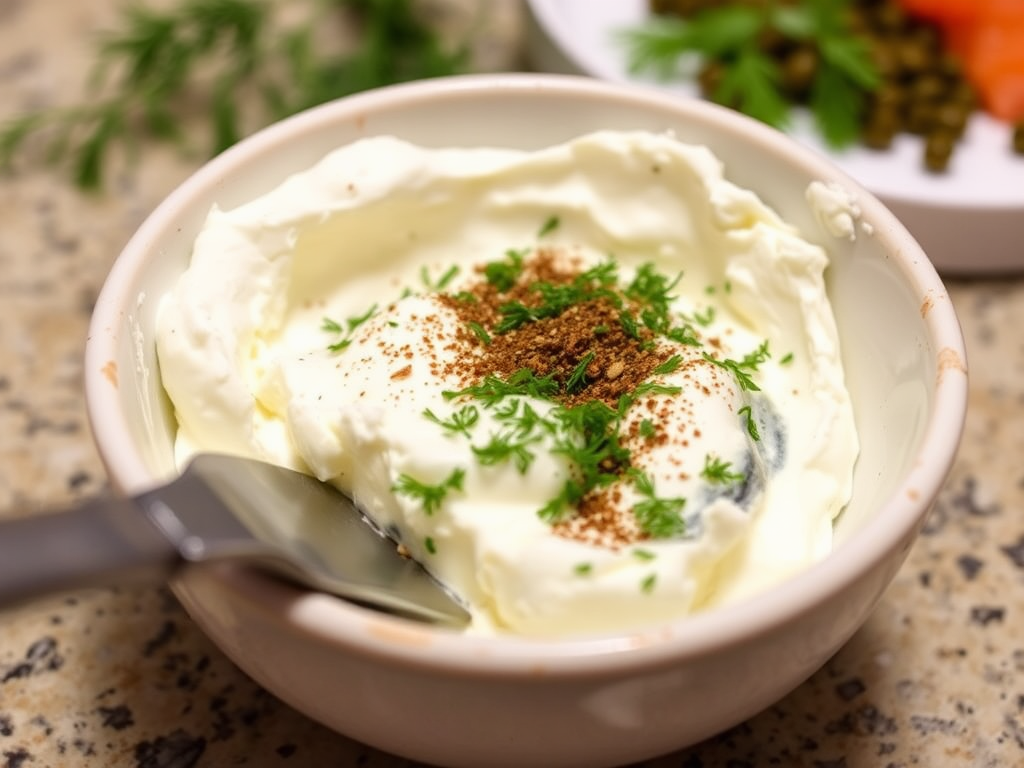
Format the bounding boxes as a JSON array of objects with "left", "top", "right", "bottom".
[{"left": 156, "top": 131, "right": 859, "bottom": 636}]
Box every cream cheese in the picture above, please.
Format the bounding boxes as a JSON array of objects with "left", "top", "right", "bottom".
[{"left": 156, "top": 131, "right": 858, "bottom": 636}]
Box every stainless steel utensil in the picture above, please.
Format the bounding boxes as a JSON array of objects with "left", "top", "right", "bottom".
[{"left": 0, "top": 453, "right": 469, "bottom": 626}]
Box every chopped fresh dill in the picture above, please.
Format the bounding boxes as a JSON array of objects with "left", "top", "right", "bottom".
[
  {"left": 424, "top": 536, "right": 437, "bottom": 555},
  {"left": 630, "top": 469, "right": 686, "bottom": 539},
  {"left": 574, "top": 562, "right": 593, "bottom": 576},
  {"left": 619, "top": 309, "right": 641, "bottom": 340},
  {"left": 443, "top": 368, "right": 559, "bottom": 406},
  {"left": 537, "top": 215, "right": 560, "bottom": 238},
  {"left": 703, "top": 340, "right": 770, "bottom": 392},
  {"left": 701, "top": 454, "right": 745, "bottom": 484},
  {"left": 694, "top": 305, "right": 716, "bottom": 326},
  {"left": 472, "top": 430, "right": 541, "bottom": 474},
  {"left": 423, "top": 404, "right": 479, "bottom": 438},
  {"left": 392, "top": 468, "right": 466, "bottom": 515},
  {"left": 641, "top": 573, "right": 658, "bottom": 594},
  {"left": 630, "top": 381, "right": 683, "bottom": 399},
  {"left": 639, "top": 418, "right": 656, "bottom": 439},
  {"left": 421, "top": 264, "right": 460, "bottom": 291},
  {"left": 466, "top": 321, "right": 492, "bottom": 345},
  {"left": 653, "top": 354, "right": 683, "bottom": 376},
  {"left": 592, "top": 323, "right": 610, "bottom": 335},
  {"left": 780, "top": 351, "right": 794, "bottom": 365},
  {"left": 322, "top": 303, "right": 377, "bottom": 352},
  {"left": 738, "top": 405, "right": 761, "bottom": 441},
  {"left": 632, "top": 548, "right": 656, "bottom": 561},
  {"left": 484, "top": 248, "right": 526, "bottom": 293},
  {"left": 565, "top": 351, "right": 596, "bottom": 394}
]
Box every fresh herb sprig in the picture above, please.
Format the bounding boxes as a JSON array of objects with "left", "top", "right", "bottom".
[
  {"left": 0, "top": 0, "right": 467, "bottom": 189},
  {"left": 392, "top": 468, "right": 466, "bottom": 515},
  {"left": 629, "top": 469, "right": 687, "bottom": 538},
  {"left": 701, "top": 454, "right": 745, "bottom": 484},
  {"left": 619, "top": 0, "right": 880, "bottom": 147},
  {"left": 322, "top": 303, "right": 378, "bottom": 352}
]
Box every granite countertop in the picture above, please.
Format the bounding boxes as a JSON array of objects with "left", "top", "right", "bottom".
[{"left": 1, "top": 2, "right": 1023, "bottom": 767}]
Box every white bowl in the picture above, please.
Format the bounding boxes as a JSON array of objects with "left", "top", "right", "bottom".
[{"left": 84, "top": 74, "right": 967, "bottom": 768}]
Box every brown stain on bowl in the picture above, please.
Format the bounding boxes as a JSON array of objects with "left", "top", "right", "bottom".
[
  {"left": 101, "top": 360, "right": 118, "bottom": 388},
  {"left": 920, "top": 294, "right": 934, "bottom": 318},
  {"left": 936, "top": 347, "right": 967, "bottom": 385}
]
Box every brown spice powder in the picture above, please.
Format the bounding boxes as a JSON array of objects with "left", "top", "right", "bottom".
[{"left": 431, "top": 247, "right": 700, "bottom": 549}]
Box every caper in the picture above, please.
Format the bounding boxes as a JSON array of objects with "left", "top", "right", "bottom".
[
  {"left": 872, "top": 3, "right": 906, "bottom": 33},
  {"left": 948, "top": 81, "right": 978, "bottom": 111},
  {"left": 697, "top": 61, "right": 724, "bottom": 101},
  {"left": 781, "top": 45, "right": 819, "bottom": 97},
  {"left": 932, "top": 102, "right": 970, "bottom": 139},
  {"left": 909, "top": 74, "right": 946, "bottom": 104},
  {"left": 862, "top": 109, "right": 900, "bottom": 150},
  {"left": 871, "top": 82, "right": 906, "bottom": 113},
  {"left": 906, "top": 101, "right": 936, "bottom": 135},
  {"left": 924, "top": 131, "right": 955, "bottom": 172},
  {"left": 897, "top": 39, "right": 933, "bottom": 75}
]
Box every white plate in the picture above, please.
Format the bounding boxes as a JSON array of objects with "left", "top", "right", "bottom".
[{"left": 525, "top": 0, "right": 1024, "bottom": 274}]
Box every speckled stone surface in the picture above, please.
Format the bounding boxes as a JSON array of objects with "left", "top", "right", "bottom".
[{"left": 1, "top": 2, "right": 1023, "bottom": 767}]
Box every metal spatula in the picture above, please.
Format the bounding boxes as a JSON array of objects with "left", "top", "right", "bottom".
[{"left": 0, "top": 453, "right": 469, "bottom": 626}]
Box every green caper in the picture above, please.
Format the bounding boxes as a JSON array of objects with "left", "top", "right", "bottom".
[
  {"left": 906, "top": 101, "right": 936, "bottom": 134},
  {"left": 780, "top": 45, "right": 819, "bottom": 97},
  {"left": 909, "top": 74, "right": 946, "bottom": 104},
  {"left": 932, "top": 102, "right": 970, "bottom": 139},
  {"left": 862, "top": 109, "right": 900, "bottom": 149},
  {"left": 948, "top": 81, "right": 978, "bottom": 111},
  {"left": 924, "top": 131, "right": 955, "bottom": 172},
  {"left": 872, "top": 3, "right": 907, "bottom": 34},
  {"left": 697, "top": 61, "right": 724, "bottom": 100},
  {"left": 896, "top": 38, "right": 934, "bottom": 75}
]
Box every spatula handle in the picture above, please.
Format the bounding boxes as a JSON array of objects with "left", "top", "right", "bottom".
[{"left": 0, "top": 496, "right": 178, "bottom": 607}]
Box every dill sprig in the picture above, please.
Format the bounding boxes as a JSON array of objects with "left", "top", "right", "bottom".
[
  {"left": 701, "top": 453, "right": 745, "bottom": 484},
  {"left": 703, "top": 340, "right": 771, "bottom": 392},
  {"left": 0, "top": 0, "right": 467, "bottom": 189},
  {"left": 629, "top": 469, "right": 687, "bottom": 539},
  {"left": 423, "top": 404, "right": 480, "bottom": 438},
  {"left": 392, "top": 467, "right": 466, "bottom": 515},
  {"left": 322, "top": 303, "right": 378, "bottom": 352}
]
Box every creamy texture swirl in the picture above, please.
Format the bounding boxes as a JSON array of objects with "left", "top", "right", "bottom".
[{"left": 156, "top": 131, "right": 858, "bottom": 636}]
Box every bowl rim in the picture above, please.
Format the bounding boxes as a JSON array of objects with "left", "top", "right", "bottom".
[{"left": 85, "top": 72, "right": 968, "bottom": 676}]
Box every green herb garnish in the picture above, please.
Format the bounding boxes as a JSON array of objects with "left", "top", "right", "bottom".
[
  {"left": 392, "top": 468, "right": 466, "bottom": 515},
  {"left": 444, "top": 368, "right": 559, "bottom": 406},
  {"left": 630, "top": 470, "right": 686, "bottom": 539},
  {"left": 738, "top": 405, "right": 761, "bottom": 441},
  {"left": 484, "top": 249, "right": 526, "bottom": 293},
  {"left": 565, "top": 351, "right": 596, "bottom": 394},
  {"left": 703, "top": 340, "right": 770, "bottom": 392},
  {"left": 701, "top": 454, "right": 745, "bottom": 484},
  {"left": 466, "top": 321, "right": 492, "bottom": 346},
  {"left": 0, "top": 0, "right": 468, "bottom": 189},
  {"left": 423, "top": 405, "right": 479, "bottom": 438},
  {"left": 322, "top": 303, "right": 378, "bottom": 352},
  {"left": 537, "top": 215, "right": 560, "bottom": 238},
  {"left": 619, "top": 0, "right": 879, "bottom": 147},
  {"left": 422, "top": 264, "right": 460, "bottom": 292}
]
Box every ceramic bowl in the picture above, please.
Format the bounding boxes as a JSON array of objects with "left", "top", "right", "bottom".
[{"left": 84, "top": 74, "right": 968, "bottom": 768}]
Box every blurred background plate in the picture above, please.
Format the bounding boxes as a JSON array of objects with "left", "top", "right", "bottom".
[{"left": 525, "top": 0, "right": 1024, "bottom": 274}]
